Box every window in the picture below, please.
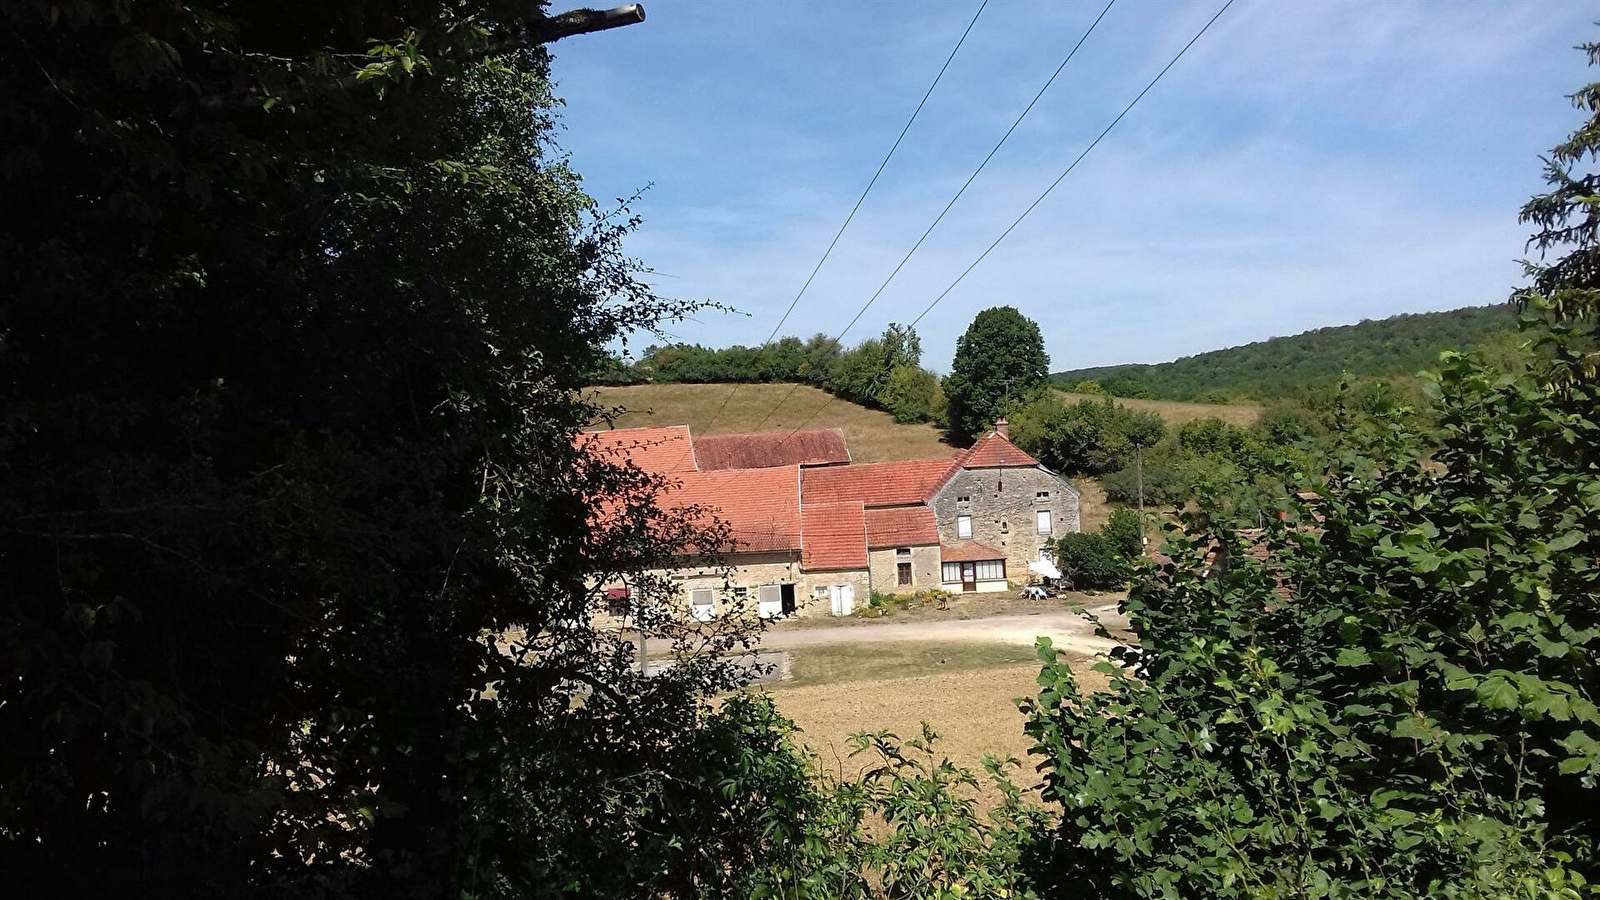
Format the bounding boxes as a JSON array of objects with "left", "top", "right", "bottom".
[
  {"left": 812, "top": 585, "right": 829, "bottom": 599},
  {"left": 731, "top": 586, "right": 749, "bottom": 602},
  {"left": 941, "top": 562, "right": 961, "bottom": 583},
  {"left": 1036, "top": 510, "right": 1052, "bottom": 534},
  {"left": 689, "top": 588, "right": 715, "bottom": 621},
  {"left": 1037, "top": 491, "right": 1050, "bottom": 499},
  {"left": 897, "top": 562, "right": 913, "bottom": 585},
  {"left": 957, "top": 515, "right": 972, "bottom": 539},
  {"left": 1000, "top": 520, "right": 1009, "bottom": 533},
  {"left": 896, "top": 547, "right": 912, "bottom": 557},
  {"left": 957, "top": 495, "right": 970, "bottom": 504},
  {"left": 975, "top": 559, "right": 1005, "bottom": 581},
  {"left": 1039, "top": 546, "right": 1054, "bottom": 563}
]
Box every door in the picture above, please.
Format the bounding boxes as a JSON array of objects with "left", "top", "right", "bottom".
[
  {"left": 960, "top": 563, "right": 977, "bottom": 592},
  {"left": 689, "top": 588, "right": 715, "bottom": 622},
  {"left": 780, "top": 583, "right": 797, "bottom": 615},
  {"left": 757, "top": 584, "right": 783, "bottom": 619},
  {"left": 829, "top": 584, "right": 854, "bottom": 616}
]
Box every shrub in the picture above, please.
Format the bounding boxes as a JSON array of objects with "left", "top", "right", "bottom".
[
  {"left": 1100, "top": 506, "right": 1144, "bottom": 560},
  {"left": 1054, "top": 532, "right": 1126, "bottom": 590}
]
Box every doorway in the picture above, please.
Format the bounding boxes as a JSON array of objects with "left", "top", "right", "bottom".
[
  {"left": 960, "top": 562, "right": 977, "bottom": 592},
  {"left": 829, "top": 584, "right": 854, "bottom": 616}
]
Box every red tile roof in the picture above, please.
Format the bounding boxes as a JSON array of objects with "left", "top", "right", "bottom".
[
  {"left": 939, "top": 540, "right": 1007, "bottom": 562},
  {"left": 801, "top": 501, "right": 868, "bottom": 570},
  {"left": 665, "top": 465, "right": 800, "bottom": 553},
  {"left": 577, "top": 425, "right": 697, "bottom": 475},
  {"left": 865, "top": 506, "right": 938, "bottom": 548},
  {"left": 957, "top": 431, "right": 1038, "bottom": 468},
  {"left": 693, "top": 428, "right": 850, "bottom": 471},
  {"left": 802, "top": 458, "right": 955, "bottom": 507}
]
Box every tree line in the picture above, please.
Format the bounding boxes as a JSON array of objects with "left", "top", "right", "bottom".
[{"left": 1052, "top": 304, "right": 1522, "bottom": 403}]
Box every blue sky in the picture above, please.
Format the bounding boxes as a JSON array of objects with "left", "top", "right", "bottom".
[{"left": 549, "top": 0, "right": 1597, "bottom": 373}]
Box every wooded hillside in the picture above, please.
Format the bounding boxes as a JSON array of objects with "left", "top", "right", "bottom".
[{"left": 1051, "top": 305, "right": 1518, "bottom": 401}]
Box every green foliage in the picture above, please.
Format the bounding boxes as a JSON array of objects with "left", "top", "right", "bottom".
[
  {"left": 944, "top": 306, "right": 1050, "bottom": 441},
  {"left": 1054, "top": 533, "right": 1127, "bottom": 591},
  {"left": 1022, "top": 326, "right": 1600, "bottom": 898},
  {"left": 0, "top": 4, "right": 790, "bottom": 897},
  {"left": 1010, "top": 394, "right": 1165, "bottom": 477},
  {"left": 1101, "top": 507, "right": 1144, "bottom": 560},
  {"left": 1050, "top": 305, "right": 1520, "bottom": 402},
  {"left": 624, "top": 324, "right": 945, "bottom": 425},
  {"left": 751, "top": 723, "right": 1048, "bottom": 900}
]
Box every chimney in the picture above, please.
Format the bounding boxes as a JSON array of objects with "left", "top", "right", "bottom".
[{"left": 994, "top": 417, "right": 1009, "bottom": 439}]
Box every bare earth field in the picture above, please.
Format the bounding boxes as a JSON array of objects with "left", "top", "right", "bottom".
[
  {"left": 1055, "top": 391, "right": 1262, "bottom": 428},
  {"left": 587, "top": 383, "right": 956, "bottom": 463}
]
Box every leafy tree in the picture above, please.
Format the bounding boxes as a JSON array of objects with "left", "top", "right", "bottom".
[
  {"left": 944, "top": 306, "right": 1049, "bottom": 441},
  {"left": 0, "top": 4, "right": 791, "bottom": 898},
  {"left": 1100, "top": 506, "right": 1145, "bottom": 560},
  {"left": 880, "top": 364, "right": 940, "bottom": 424},
  {"left": 1010, "top": 395, "right": 1165, "bottom": 477}
]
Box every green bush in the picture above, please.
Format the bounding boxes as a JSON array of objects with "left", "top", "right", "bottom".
[
  {"left": 1100, "top": 506, "right": 1144, "bottom": 560},
  {"left": 1053, "top": 532, "right": 1126, "bottom": 590}
]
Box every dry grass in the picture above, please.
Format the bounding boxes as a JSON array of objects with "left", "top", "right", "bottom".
[
  {"left": 1055, "top": 391, "right": 1262, "bottom": 428},
  {"left": 782, "top": 641, "right": 1040, "bottom": 688},
  {"left": 763, "top": 652, "right": 1108, "bottom": 787},
  {"left": 1069, "top": 477, "right": 1113, "bottom": 532},
  {"left": 587, "top": 383, "right": 956, "bottom": 463}
]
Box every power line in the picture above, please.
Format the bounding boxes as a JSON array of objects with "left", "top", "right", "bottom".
[
  {"left": 683, "top": 0, "right": 988, "bottom": 450},
  {"left": 781, "top": 0, "right": 1235, "bottom": 443},
  {"left": 735, "top": 0, "right": 1118, "bottom": 441}
]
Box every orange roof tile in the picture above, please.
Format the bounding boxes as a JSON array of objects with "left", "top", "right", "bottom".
[
  {"left": 693, "top": 428, "right": 850, "bottom": 470},
  {"left": 865, "top": 506, "right": 938, "bottom": 548},
  {"left": 801, "top": 501, "right": 868, "bottom": 570},
  {"left": 665, "top": 465, "right": 800, "bottom": 553},
  {"left": 958, "top": 431, "right": 1037, "bottom": 468},
  {"left": 577, "top": 425, "right": 697, "bottom": 475},
  {"left": 802, "top": 458, "right": 955, "bottom": 507},
  {"left": 939, "top": 541, "right": 1007, "bottom": 562}
]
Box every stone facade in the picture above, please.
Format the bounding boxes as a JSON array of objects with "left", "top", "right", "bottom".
[
  {"left": 929, "top": 466, "right": 1080, "bottom": 573},
  {"left": 867, "top": 544, "right": 941, "bottom": 595},
  {"left": 626, "top": 551, "right": 869, "bottom": 620}
]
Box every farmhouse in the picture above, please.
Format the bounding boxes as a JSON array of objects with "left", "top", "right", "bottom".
[{"left": 583, "top": 419, "right": 1080, "bottom": 618}]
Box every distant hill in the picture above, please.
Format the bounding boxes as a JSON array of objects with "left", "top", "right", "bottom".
[{"left": 1051, "top": 305, "right": 1518, "bottom": 402}]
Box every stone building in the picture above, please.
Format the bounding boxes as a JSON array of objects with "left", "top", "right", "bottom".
[{"left": 581, "top": 419, "right": 1079, "bottom": 618}]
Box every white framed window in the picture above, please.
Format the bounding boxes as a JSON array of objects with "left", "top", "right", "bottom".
[
  {"left": 689, "top": 588, "right": 715, "bottom": 621},
  {"left": 1039, "top": 546, "right": 1054, "bottom": 563},
  {"left": 957, "top": 515, "right": 973, "bottom": 539},
  {"left": 812, "top": 585, "right": 829, "bottom": 599},
  {"left": 975, "top": 560, "right": 1005, "bottom": 581},
  {"left": 1036, "top": 510, "right": 1052, "bottom": 535},
  {"left": 941, "top": 562, "right": 962, "bottom": 583}
]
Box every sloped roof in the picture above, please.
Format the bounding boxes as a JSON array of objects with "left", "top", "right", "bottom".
[
  {"left": 802, "top": 458, "right": 954, "bottom": 507},
  {"left": 865, "top": 506, "right": 939, "bottom": 548},
  {"left": 801, "top": 501, "right": 868, "bottom": 570},
  {"left": 577, "top": 425, "right": 697, "bottom": 476},
  {"left": 665, "top": 465, "right": 800, "bottom": 553},
  {"left": 939, "top": 540, "right": 1008, "bottom": 562},
  {"left": 693, "top": 428, "right": 850, "bottom": 471},
  {"left": 957, "top": 431, "right": 1038, "bottom": 468}
]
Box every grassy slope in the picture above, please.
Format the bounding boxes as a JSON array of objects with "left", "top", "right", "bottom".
[
  {"left": 1054, "top": 391, "right": 1262, "bottom": 428},
  {"left": 587, "top": 382, "right": 956, "bottom": 463},
  {"left": 1052, "top": 304, "right": 1517, "bottom": 401}
]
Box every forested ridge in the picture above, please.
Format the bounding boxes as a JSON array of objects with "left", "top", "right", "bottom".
[{"left": 1052, "top": 304, "right": 1518, "bottom": 401}]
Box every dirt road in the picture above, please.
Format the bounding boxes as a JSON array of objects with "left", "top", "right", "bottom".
[{"left": 758, "top": 603, "right": 1129, "bottom": 656}]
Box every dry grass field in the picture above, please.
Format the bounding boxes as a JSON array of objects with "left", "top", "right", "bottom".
[
  {"left": 1055, "top": 391, "right": 1262, "bottom": 428},
  {"left": 762, "top": 649, "right": 1108, "bottom": 789},
  {"left": 587, "top": 383, "right": 956, "bottom": 463}
]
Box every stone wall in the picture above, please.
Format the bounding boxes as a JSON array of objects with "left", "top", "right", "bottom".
[
  {"left": 929, "top": 466, "right": 1081, "bottom": 573},
  {"left": 867, "top": 544, "right": 941, "bottom": 595},
  {"left": 797, "top": 568, "right": 871, "bottom": 617}
]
